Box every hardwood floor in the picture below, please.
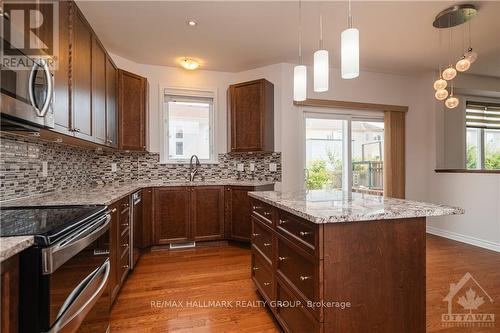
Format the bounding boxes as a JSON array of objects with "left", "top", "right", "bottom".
[{"left": 110, "top": 235, "right": 500, "bottom": 332}]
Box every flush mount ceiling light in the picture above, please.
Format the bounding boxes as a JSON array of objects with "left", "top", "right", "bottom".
[
  {"left": 432, "top": 4, "right": 477, "bottom": 107},
  {"left": 186, "top": 20, "right": 197, "bottom": 27},
  {"left": 293, "top": 0, "right": 307, "bottom": 102},
  {"left": 180, "top": 58, "right": 199, "bottom": 70},
  {"left": 341, "top": 0, "right": 359, "bottom": 79}
]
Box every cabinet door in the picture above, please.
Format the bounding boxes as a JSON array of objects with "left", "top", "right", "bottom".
[
  {"left": 153, "top": 187, "right": 190, "bottom": 244},
  {"left": 53, "top": 0, "right": 72, "bottom": 135},
  {"left": 1, "top": 255, "right": 19, "bottom": 333},
  {"left": 105, "top": 58, "right": 118, "bottom": 148},
  {"left": 108, "top": 202, "right": 120, "bottom": 305},
  {"left": 92, "top": 38, "right": 106, "bottom": 145},
  {"left": 226, "top": 187, "right": 253, "bottom": 242},
  {"left": 141, "top": 187, "right": 153, "bottom": 248},
  {"left": 230, "top": 81, "right": 262, "bottom": 151},
  {"left": 71, "top": 7, "right": 93, "bottom": 140},
  {"left": 118, "top": 70, "right": 147, "bottom": 151},
  {"left": 192, "top": 186, "right": 224, "bottom": 241}
]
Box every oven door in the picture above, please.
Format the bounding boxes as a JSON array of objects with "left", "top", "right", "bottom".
[
  {"left": 44, "top": 216, "right": 111, "bottom": 333},
  {"left": 1, "top": 38, "right": 55, "bottom": 128}
]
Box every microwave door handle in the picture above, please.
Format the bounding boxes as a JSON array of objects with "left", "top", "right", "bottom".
[
  {"left": 42, "top": 214, "right": 111, "bottom": 274},
  {"left": 28, "top": 60, "right": 53, "bottom": 117},
  {"left": 46, "top": 259, "right": 111, "bottom": 333}
]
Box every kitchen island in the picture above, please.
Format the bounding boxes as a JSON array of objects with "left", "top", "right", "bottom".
[{"left": 248, "top": 190, "right": 463, "bottom": 333}]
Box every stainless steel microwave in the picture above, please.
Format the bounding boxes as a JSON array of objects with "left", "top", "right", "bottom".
[{"left": 1, "top": 38, "right": 55, "bottom": 129}]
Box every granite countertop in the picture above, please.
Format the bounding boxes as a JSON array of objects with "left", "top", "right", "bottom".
[
  {"left": 0, "top": 236, "right": 34, "bottom": 262},
  {"left": 248, "top": 189, "right": 464, "bottom": 224},
  {"left": 1, "top": 180, "right": 275, "bottom": 207}
]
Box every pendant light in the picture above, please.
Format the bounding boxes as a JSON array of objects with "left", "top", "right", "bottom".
[
  {"left": 445, "top": 81, "right": 459, "bottom": 109},
  {"left": 293, "top": 0, "right": 307, "bottom": 102},
  {"left": 435, "top": 89, "right": 449, "bottom": 101},
  {"left": 456, "top": 23, "right": 471, "bottom": 72},
  {"left": 442, "top": 24, "right": 457, "bottom": 81},
  {"left": 433, "top": 30, "right": 447, "bottom": 92},
  {"left": 463, "top": 20, "right": 478, "bottom": 64},
  {"left": 313, "top": 14, "right": 329, "bottom": 92},
  {"left": 341, "top": 0, "right": 359, "bottom": 79}
]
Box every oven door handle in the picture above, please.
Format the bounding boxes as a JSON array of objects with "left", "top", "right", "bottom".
[
  {"left": 46, "top": 259, "right": 110, "bottom": 333},
  {"left": 28, "top": 59, "right": 53, "bottom": 117},
  {"left": 42, "top": 214, "right": 111, "bottom": 275}
]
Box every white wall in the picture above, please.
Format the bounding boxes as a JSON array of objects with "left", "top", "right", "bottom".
[{"left": 110, "top": 53, "right": 499, "bottom": 251}]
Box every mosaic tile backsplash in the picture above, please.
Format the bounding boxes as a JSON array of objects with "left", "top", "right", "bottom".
[{"left": 0, "top": 133, "right": 281, "bottom": 201}]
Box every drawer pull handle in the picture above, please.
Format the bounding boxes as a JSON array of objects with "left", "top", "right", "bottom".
[
  {"left": 122, "top": 243, "right": 129, "bottom": 247},
  {"left": 252, "top": 233, "right": 260, "bottom": 237},
  {"left": 263, "top": 211, "right": 271, "bottom": 216},
  {"left": 252, "top": 267, "right": 259, "bottom": 271},
  {"left": 263, "top": 243, "right": 271, "bottom": 247},
  {"left": 252, "top": 205, "right": 262, "bottom": 210},
  {"left": 299, "top": 276, "right": 311, "bottom": 281},
  {"left": 111, "top": 208, "right": 117, "bottom": 213},
  {"left": 122, "top": 265, "right": 129, "bottom": 269},
  {"left": 121, "top": 223, "right": 129, "bottom": 227},
  {"left": 299, "top": 231, "right": 311, "bottom": 237},
  {"left": 278, "top": 256, "right": 287, "bottom": 262},
  {"left": 279, "top": 219, "right": 287, "bottom": 225},
  {"left": 263, "top": 282, "right": 271, "bottom": 286}
]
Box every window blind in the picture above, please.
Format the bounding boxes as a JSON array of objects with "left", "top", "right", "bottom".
[{"left": 466, "top": 101, "right": 500, "bottom": 129}]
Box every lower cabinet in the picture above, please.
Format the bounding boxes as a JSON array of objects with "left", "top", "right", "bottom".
[
  {"left": 191, "top": 187, "right": 225, "bottom": 241},
  {"left": 153, "top": 187, "right": 191, "bottom": 244},
  {"left": 1, "top": 254, "right": 19, "bottom": 333},
  {"left": 141, "top": 188, "right": 153, "bottom": 248},
  {"left": 109, "top": 196, "right": 131, "bottom": 305}
]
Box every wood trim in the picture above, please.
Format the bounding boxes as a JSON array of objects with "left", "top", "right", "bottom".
[
  {"left": 435, "top": 169, "right": 500, "bottom": 174},
  {"left": 294, "top": 98, "right": 408, "bottom": 113},
  {"left": 384, "top": 111, "right": 406, "bottom": 199}
]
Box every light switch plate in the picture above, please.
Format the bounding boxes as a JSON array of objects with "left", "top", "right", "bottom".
[
  {"left": 237, "top": 163, "right": 244, "bottom": 172},
  {"left": 269, "top": 163, "right": 277, "bottom": 172},
  {"left": 111, "top": 163, "right": 117, "bottom": 172},
  {"left": 249, "top": 163, "right": 255, "bottom": 172},
  {"left": 42, "top": 161, "right": 48, "bottom": 177}
]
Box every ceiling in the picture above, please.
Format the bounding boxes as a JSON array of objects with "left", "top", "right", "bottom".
[{"left": 77, "top": 1, "right": 500, "bottom": 77}]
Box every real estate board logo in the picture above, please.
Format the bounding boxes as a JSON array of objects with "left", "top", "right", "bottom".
[
  {"left": 2, "top": 0, "right": 59, "bottom": 69},
  {"left": 442, "top": 272, "right": 495, "bottom": 328}
]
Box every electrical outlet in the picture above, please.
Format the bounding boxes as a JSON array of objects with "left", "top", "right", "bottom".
[
  {"left": 249, "top": 163, "right": 255, "bottom": 172},
  {"left": 42, "top": 161, "right": 48, "bottom": 177},
  {"left": 237, "top": 163, "right": 244, "bottom": 172},
  {"left": 111, "top": 163, "right": 117, "bottom": 172},
  {"left": 269, "top": 163, "right": 277, "bottom": 172}
]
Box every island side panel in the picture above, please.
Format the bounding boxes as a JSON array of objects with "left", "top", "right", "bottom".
[{"left": 323, "top": 217, "right": 426, "bottom": 333}]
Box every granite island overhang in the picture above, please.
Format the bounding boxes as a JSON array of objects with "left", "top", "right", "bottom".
[{"left": 247, "top": 189, "right": 464, "bottom": 333}]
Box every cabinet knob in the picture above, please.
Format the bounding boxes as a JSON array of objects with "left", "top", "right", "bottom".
[
  {"left": 263, "top": 282, "right": 271, "bottom": 286},
  {"left": 278, "top": 256, "right": 287, "bottom": 262},
  {"left": 263, "top": 243, "right": 271, "bottom": 247},
  {"left": 252, "top": 233, "right": 260, "bottom": 237},
  {"left": 121, "top": 223, "right": 129, "bottom": 227},
  {"left": 111, "top": 208, "right": 117, "bottom": 213},
  {"left": 252, "top": 267, "right": 259, "bottom": 271},
  {"left": 122, "top": 265, "right": 129, "bottom": 269},
  {"left": 299, "top": 231, "right": 311, "bottom": 237},
  {"left": 278, "top": 219, "right": 287, "bottom": 225},
  {"left": 122, "top": 243, "right": 129, "bottom": 247},
  {"left": 299, "top": 275, "right": 311, "bottom": 281},
  {"left": 263, "top": 211, "right": 271, "bottom": 217},
  {"left": 252, "top": 205, "right": 262, "bottom": 210}
]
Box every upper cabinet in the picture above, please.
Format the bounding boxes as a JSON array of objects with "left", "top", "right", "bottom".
[
  {"left": 118, "top": 70, "right": 147, "bottom": 151},
  {"left": 92, "top": 38, "right": 107, "bottom": 145},
  {"left": 105, "top": 58, "right": 118, "bottom": 148},
  {"left": 229, "top": 79, "right": 274, "bottom": 152}
]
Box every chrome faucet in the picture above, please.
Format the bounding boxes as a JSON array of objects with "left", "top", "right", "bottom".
[{"left": 189, "top": 155, "right": 201, "bottom": 182}]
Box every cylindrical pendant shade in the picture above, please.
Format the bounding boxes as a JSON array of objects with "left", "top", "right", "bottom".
[
  {"left": 341, "top": 27, "right": 359, "bottom": 79},
  {"left": 293, "top": 65, "right": 307, "bottom": 102},
  {"left": 313, "top": 50, "right": 329, "bottom": 92}
]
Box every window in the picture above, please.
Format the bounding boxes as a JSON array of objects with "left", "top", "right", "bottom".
[
  {"left": 465, "top": 101, "right": 500, "bottom": 170},
  {"left": 304, "top": 112, "right": 384, "bottom": 195},
  {"left": 163, "top": 91, "right": 215, "bottom": 163}
]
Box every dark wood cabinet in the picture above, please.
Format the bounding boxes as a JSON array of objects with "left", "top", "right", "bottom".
[
  {"left": 225, "top": 184, "right": 274, "bottom": 242},
  {"left": 191, "top": 186, "right": 225, "bottom": 241},
  {"left": 1, "top": 255, "right": 19, "bottom": 333},
  {"left": 53, "top": 0, "right": 72, "bottom": 136},
  {"left": 70, "top": 6, "right": 93, "bottom": 141},
  {"left": 108, "top": 201, "right": 120, "bottom": 304},
  {"left": 141, "top": 188, "right": 153, "bottom": 248},
  {"left": 105, "top": 58, "right": 118, "bottom": 148},
  {"left": 118, "top": 70, "right": 147, "bottom": 151},
  {"left": 92, "top": 38, "right": 107, "bottom": 145},
  {"left": 229, "top": 79, "right": 274, "bottom": 152},
  {"left": 153, "top": 187, "right": 191, "bottom": 244}
]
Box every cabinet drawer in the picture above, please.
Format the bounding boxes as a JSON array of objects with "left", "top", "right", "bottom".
[
  {"left": 251, "top": 250, "right": 273, "bottom": 301},
  {"left": 276, "top": 281, "right": 321, "bottom": 333},
  {"left": 277, "top": 211, "right": 317, "bottom": 254},
  {"left": 277, "top": 237, "right": 318, "bottom": 309},
  {"left": 120, "top": 228, "right": 130, "bottom": 252},
  {"left": 119, "top": 247, "right": 130, "bottom": 283},
  {"left": 120, "top": 214, "right": 130, "bottom": 236},
  {"left": 251, "top": 199, "right": 274, "bottom": 226},
  {"left": 252, "top": 217, "right": 273, "bottom": 262}
]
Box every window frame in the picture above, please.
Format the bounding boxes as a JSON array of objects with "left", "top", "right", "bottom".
[{"left": 160, "top": 87, "right": 218, "bottom": 164}]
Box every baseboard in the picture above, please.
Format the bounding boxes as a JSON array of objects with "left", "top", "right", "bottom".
[{"left": 426, "top": 226, "right": 500, "bottom": 253}]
